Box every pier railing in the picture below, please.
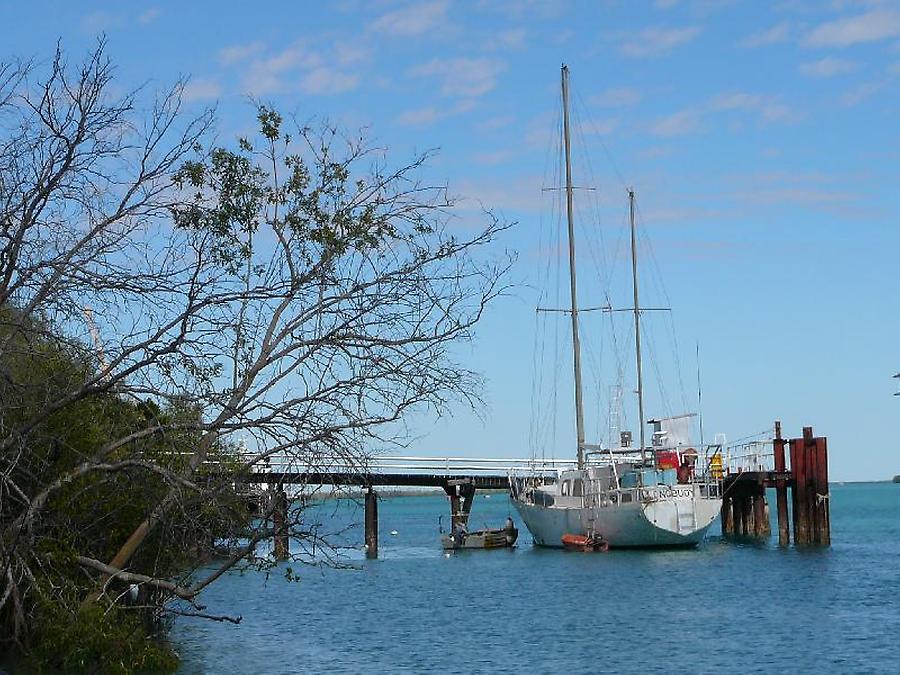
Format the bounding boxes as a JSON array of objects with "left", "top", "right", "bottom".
[
  {"left": 237, "top": 453, "right": 574, "bottom": 480},
  {"left": 724, "top": 440, "right": 775, "bottom": 475}
]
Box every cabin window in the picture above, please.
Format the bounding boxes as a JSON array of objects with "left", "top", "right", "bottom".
[
  {"left": 572, "top": 479, "right": 583, "bottom": 497},
  {"left": 561, "top": 480, "right": 570, "bottom": 496},
  {"left": 621, "top": 492, "right": 633, "bottom": 504}
]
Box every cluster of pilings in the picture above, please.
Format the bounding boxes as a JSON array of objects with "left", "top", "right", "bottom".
[
  {"left": 721, "top": 422, "right": 830, "bottom": 546},
  {"left": 720, "top": 476, "right": 771, "bottom": 538},
  {"left": 789, "top": 426, "right": 830, "bottom": 545}
]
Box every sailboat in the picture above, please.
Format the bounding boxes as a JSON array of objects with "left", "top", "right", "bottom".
[{"left": 508, "top": 65, "right": 722, "bottom": 548}]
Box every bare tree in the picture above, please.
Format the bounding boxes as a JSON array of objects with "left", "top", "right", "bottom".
[{"left": 0, "top": 41, "right": 511, "bottom": 653}]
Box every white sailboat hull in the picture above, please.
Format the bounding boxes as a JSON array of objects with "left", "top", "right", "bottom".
[{"left": 513, "top": 487, "right": 720, "bottom": 548}]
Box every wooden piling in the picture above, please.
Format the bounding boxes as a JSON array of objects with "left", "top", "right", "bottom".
[
  {"left": 443, "top": 479, "right": 476, "bottom": 530},
  {"left": 773, "top": 421, "right": 790, "bottom": 545},
  {"left": 721, "top": 495, "right": 733, "bottom": 535},
  {"left": 814, "top": 436, "right": 830, "bottom": 545},
  {"left": 273, "top": 483, "right": 289, "bottom": 561},
  {"left": 805, "top": 427, "right": 819, "bottom": 545},
  {"left": 365, "top": 487, "right": 378, "bottom": 559},
  {"left": 753, "top": 480, "right": 770, "bottom": 537},
  {"left": 790, "top": 433, "right": 809, "bottom": 545},
  {"left": 742, "top": 492, "right": 753, "bottom": 536},
  {"left": 731, "top": 492, "right": 743, "bottom": 536},
  {"left": 789, "top": 426, "right": 830, "bottom": 546}
]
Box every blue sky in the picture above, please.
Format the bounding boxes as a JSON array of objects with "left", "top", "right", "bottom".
[{"left": 4, "top": 0, "right": 899, "bottom": 480}]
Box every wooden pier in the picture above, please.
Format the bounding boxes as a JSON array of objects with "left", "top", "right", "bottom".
[
  {"left": 720, "top": 422, "right": 830, "bottom": 546},
  {"left": 238, "top": 457, "right": 564, "bottom": 559}
]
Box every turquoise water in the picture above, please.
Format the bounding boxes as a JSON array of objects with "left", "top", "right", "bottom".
[{"left": 174, "top": 483, "right": 900, "bottom": 673}]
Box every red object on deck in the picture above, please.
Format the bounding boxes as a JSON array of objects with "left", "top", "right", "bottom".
[
  {"left": 656, "top": 450, "right": 679, "bottom": 470},
  {"left": 561, "top": 533, "right": 609, "bottom": 552}
]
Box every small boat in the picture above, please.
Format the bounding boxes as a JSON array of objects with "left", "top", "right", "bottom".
[
  {"left": 441, "top": 517, "right": 518, "bottom": 550},
  {"left": 561, "top": 533, "right": 609, "bottom": 552}
]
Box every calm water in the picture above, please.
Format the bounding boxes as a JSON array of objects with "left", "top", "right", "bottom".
[{"left": 174, "top": 483, "right": 900, "bottom": 674}]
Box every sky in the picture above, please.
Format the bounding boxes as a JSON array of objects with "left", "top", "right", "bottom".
[{"left": 3, "top": 0, "right": 899, "bottom": 481}]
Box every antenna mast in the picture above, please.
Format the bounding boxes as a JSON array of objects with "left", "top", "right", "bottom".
[
  {"left": 628, "top": 189, "right": 646, "bottom": 464},
  {"left": 561, "top": 64, "right": 586, "bottom": 470}
]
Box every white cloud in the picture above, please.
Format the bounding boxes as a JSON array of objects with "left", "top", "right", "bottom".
[
  {"left": 233, "top": 43, "right": 360, "bottom": 97},
  {"left": 397, "top": 106, "right": 441, "bottom": 126},
  {"left": 591, "top": 86, "right": 642, "bottom": 107},
  {"left": 841, "top": 81, "right": 882, "bottom": 105},
  {"left": 397, "top": 99, "right": 476, "bottom": 126},
  {"left": 219, "top": 42, "right": 265, "bottom": 65},
  {"left": 300, "top": 68, "right": 359, "bottom": 95},
  {"left": 138, "top": 8, "right": 161, "bottom": 24},
  {"left": 409, "top": 58, "right": 505, "bottom": 97},
  {"left": 182, "top": 78, "right": 222, "bottom": 102},
  {"left": 81, "top": 11, "right": 121, "bottom": 33},
  {"left": 495, "top": 28, "right": 527, "bottom": 49},
  {"left": 620, "top": 26, "right": 701, "bottom": 58},
  {"left": 370, "top": 0, "right": 448, "bottom": 36},
  {"left": 804, "top": 9, "right": 900, "bottom": 48},
  {"left": 473, "top": 149, "right": 514, "bottom": 165},
  {"left": 710, "top": 92, "right": 792, "bottom": 121},
  {"left": 478, "top": 115, "right": 515, "bottom": 130},
  {"left": 799, "top": 57, "right": 858, "bottom": 77},
  {"left": 650, "top": 109, "right": 701, "bottom": 137},
  {"left": 651, "top": 91, "right": 793, "bottom": 137},
  {"left": 333, "top": 41, "right": 370, "bottom": 66},
  {"left": 739, "top": 22, "right": 790, "bottom": 48}
]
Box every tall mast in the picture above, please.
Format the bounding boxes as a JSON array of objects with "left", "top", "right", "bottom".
[
  {"left": 561, "top": 64, "right": 586, "bottom": 470},
  {"left": 629, "top": 189, "right": 646, "bottom": 464}
]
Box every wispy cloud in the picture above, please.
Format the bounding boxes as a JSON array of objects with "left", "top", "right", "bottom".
[
  {"left": 397, "top": 106, "right": 441, "bottom": 126},
  {"left": 803, "top": 9, "right": 900, "bottom": 48},
  {"left": 224, "top": 42, "right": 362, "bottom": 97},
  {"left": 799, "top": 56, "right": 858, "bottom": 78},
  {"left": 650, "top": 109, "right": 702, "bottom": 137},
  {"left": 370, "top": 0, "right": 448, "bottom": 36},
  {"left": 650, "top": 91, "right": 793, "bottom": 137},
  {"left": 182, "top": 78, "right": 222, "bottom": 103},
  {"left": 138, "top": 8, "right": 161, "bottom": 25},
  {"left": 409, "top": 58, "right": 505, "bottom": 97},
  {"left": 591, "top": 86, "right": 641, "bottom": 107},
  {"left": 709, "top": 92, "right": 792, "bottom": 121},
  {"left": 219, "top": 42, "right": 265, "bottom": 65},
  {"left": 81, "top": 11, "right": 122, "bottom": 33},
  {"left": 739, "top": 22, "right": 790, "bottom": 48},
  {"left": 473, "top": 149, "right": 515, "bottom": 165},
  {"left": 300, "top": 68, "right": 359, "bottom": 95},
  {"left": 620, "top": 26, "right": 701, "bottom": 58},
  {"left": 841, "top": 81, "right": 882, "bottom": 105},
  {"left": 396, "top": 99, "right": 476, "bottom": 126},
  {"left": 493, "top": 28, "right": 527, "bottom": 49}
]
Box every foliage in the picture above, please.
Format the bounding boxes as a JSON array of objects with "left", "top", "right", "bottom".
[
  {"left": 26, "top": 601, "right": 178, "bottom": 674},
  {"left": 0, "top": 41, "right": 510, "bottom": 670}
]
